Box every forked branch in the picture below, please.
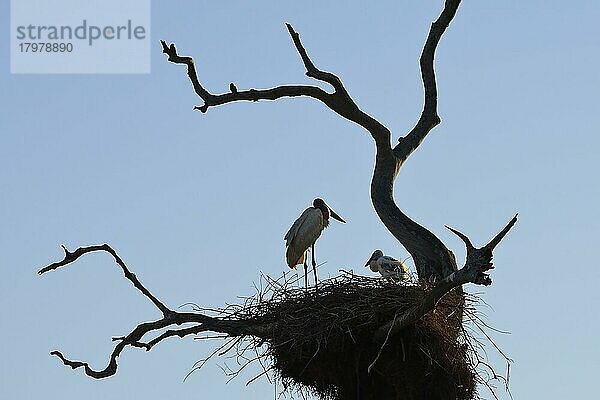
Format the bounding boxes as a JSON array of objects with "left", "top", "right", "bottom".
[
  {"left": 162, "top": 39, "right": 328, "bottom": 113},
  {"left": 39, "top": 244, "right": 171, "bottom": 315},
  {"left": 370, "top": 0, "right": 467, "bottom": 282},
  {"left": 161, "top": 24, "right": 390, "bottom": 143},
  {"left": 38, "top": 245, "right": 268, "bottom": 379},
  {"left": 445, "top": 213, "right": 519, "bottom": 286},
  {"left": 393, "top": 0, "right": 462, "bottom": 162},
  {"left": 373, "top": 214, "right": 518, "bottom": 343}
]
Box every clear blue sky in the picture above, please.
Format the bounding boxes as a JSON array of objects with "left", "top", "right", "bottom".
[{"left": 1, "top": 1, "right": 599, "bottom": 399}]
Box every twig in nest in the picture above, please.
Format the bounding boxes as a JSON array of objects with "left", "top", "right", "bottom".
[{"left": 367, "top": 312, "right": 397, "bottom": 374}]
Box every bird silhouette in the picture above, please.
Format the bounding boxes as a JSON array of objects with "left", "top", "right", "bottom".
[{"left": 285, "top": 198, "right": 345, "bottom": 288}]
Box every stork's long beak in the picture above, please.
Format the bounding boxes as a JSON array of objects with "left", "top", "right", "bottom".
[
  {"left": 364, "top": 253, "right": 376, "bottom": 267},
  {"left": 329, "top": 207, "right": 346, "bottom": 223}
]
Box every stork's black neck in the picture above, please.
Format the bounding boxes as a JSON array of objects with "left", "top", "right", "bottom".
[{"left": 319, "top": 205, "right": 330, "bottom": 221}]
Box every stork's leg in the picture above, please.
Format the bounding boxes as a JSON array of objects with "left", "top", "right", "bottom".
[
  {"left": 303, "top": 255, "right": 308, "bottom": 289},
  {"left": 311, "top": 244, "right": 317, "bottom": 288}
]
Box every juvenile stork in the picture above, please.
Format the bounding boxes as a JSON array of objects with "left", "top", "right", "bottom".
[
  {"left": 365, "top": 250, "right": 409, "bottom": 283},
  {"left": 284, "top": 198, "right": 346, "bottom": 288}
]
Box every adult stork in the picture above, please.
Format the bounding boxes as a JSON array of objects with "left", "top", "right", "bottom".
[
  {"left": 365, "top": 250, "right": 409, "bottom": 283},
  {"left": 284, "top": 198, "right": 346, "bottom": 288}
]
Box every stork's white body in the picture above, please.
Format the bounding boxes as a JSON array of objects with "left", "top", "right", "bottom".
[
  {"left": 367, "top": 253, "right": 409, "bottom": 282},
  {"left": 284, "top": 207, "right": 328, "bottom": 268},
  {"left": 284, "top": 198, "right": 345, "bottom": 288}
]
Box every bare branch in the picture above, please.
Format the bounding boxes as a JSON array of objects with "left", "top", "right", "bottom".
[
  {"left": 113, "top": 324, "right": 211, "bottom": 352},
  {"left": 39, "top": 245, "right": 269, "bottom": 379},
  {"left": 46, "top": 307, "right": 266, "bottom": 379},
  {"left": 39, "top": 244, "right": 102, "bottom": 274},
  {"left": 448, "top": 214, "right": 518, "bottom": 253},
  {"left": 160, "top": 40, "right": 330, "bottom": 113},
  {"left": 142, "top": 325, "right": 206, "bottom": 349},
  {"left": 446, "top": 225, "right": 475, "bottom": 250},
  {"left": 50, "top": 318, "right": 173, "bottom": 379},
  {"left": 370, "top": 1, "right": 464, "bottom": 282},
  {"left": 445, "top": 213, "right": 518, "bottom": 286},
  {"left": 485, "top": 213, "right": 518, "bottom": 250},
  {"left": 162, "top": 26, "right": 391, "bottom": 143},
  {"left": 393, "top": 0, "right": 462, "bottom": 161},
  {"left": 285, "top": 23, "right": 346, "bottom": 93},
  {"left": 38, "top": 244, "right": 171, "bottom": 316}
]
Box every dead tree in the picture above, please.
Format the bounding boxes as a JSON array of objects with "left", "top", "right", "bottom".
[{"left": 39, "top": 1, "right": 516, "bottom": 399}]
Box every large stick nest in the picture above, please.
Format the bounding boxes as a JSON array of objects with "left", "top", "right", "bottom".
[{"left": 191, "top": 271, "right": 510, "bottom": 400}]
